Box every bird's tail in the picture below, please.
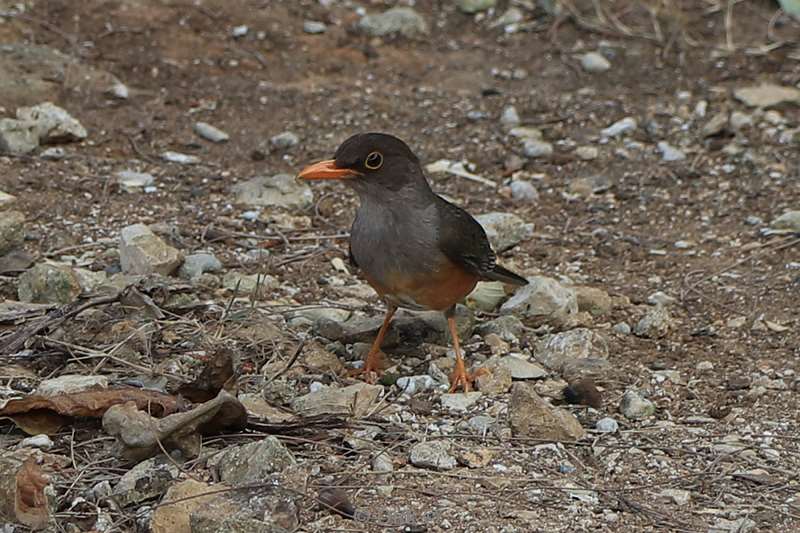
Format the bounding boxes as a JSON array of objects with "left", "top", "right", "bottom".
[{"left": 484, "top": 265, "right": 528, "bottom": 286}]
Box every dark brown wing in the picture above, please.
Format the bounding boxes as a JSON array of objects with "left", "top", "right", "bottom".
[{"left": 435, "top": 196, "right": 527, "bottom": 286}]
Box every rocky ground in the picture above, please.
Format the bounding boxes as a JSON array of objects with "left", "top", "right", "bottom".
[{"left": 1, "top": 0, "right": 800, "bottom": 532}]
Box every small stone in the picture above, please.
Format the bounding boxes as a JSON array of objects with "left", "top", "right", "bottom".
[
  {"left": 0, "top": 190, "right": 16, "bottom": 207},
  {"left": 0, "top": 210, "right": 25, "bottom": 254},
  {"left": 396, "top": 375, "right": 437, "bottom": 397},
  {"left": 771, "top": 210, "right": 800, "bottom": 233},
  {"left": 37, "top": 374, "right": 109, "bottom": 395},
  {"left": 734, "top": 83, "right": 800, "bottom": 108},
  {"left": 601, "top": 117, "right": 637, "bottom": 138},
  {"left": 674, "top": 240, "right": 694, "bottom": 249},
  {"left": 18, "top": 263, "right": 82, "bottom": 304},
  {"left": 488, "top": 354, "right": 547, "bottom": 380},
  {"left": 729, "top": 111, "right": 752, "bottom": 130},
  {"left": 495, "top": 7, "right": 524, "bottom": 26},
  {"left": 178, "top": 252, "right": 223, "bottom": 280},
  {"left": 509, "top": 126, "right": 543, "bottom": 140},
  {"left": 647, "top": 291, "right": 676, "bottom": 306},
  {"left": 287, "top": 306, "right": 351, "bottom": 328},
  {"left": 484, "top": 333, "right": 510, "bottom": 356},
  {"left": 303, "top": 20, "right": 327, "bottom": 34},
  {"left": 193, "top": 122, "right": 229, "bottom": 143},
  {"left": 17, "top": 102, "right": 87, "bottom": 143},
  {"left": 696, "top": 361, "right": 714, "bottom": 372},
  {"left": 466, "top": 281, "right": 507, "bottom": 312},
  {"left": 0, "top": 118, "right": 38, "bottom": 155},
  {"left": 660, "top": 488, "right": 691, "bottom": 506},
  {"left": 575, "top": 146, "right": 599, "bottom": 160},
  {"left": 476, "top": 315, "right": 524, "bottom": 341},
  {"left": 18, "top": 434, "right": 54, "bottom": 450},
  {"left": 409, "top": 441, "right": 456, "bottom": 470},
  {"left": 456, "top": 448, "right": 494, "bottom": 468},
  {"left": 119, "top": 224, "right": 183, "bottom": 276},
  {"left": 113, "top": 457, "right": 179, "bottom": 506},
  {"left": 231, "top": 25, "right": 249, "bottom": 37},
  {"left": 634, "top": 305, "right": 672, "bottom": 338},
  {"left": 475, "top": 212, "right": 534, "bottom": 252},
  {"left": 115, "top": 170, "right": 155, "bottom": 192},
  {"left": 580, "top": 52, "right": 610, "bottom": 73},
  {"left": 457, "top": 0, "right": 496, "bottom": 14},
  {"left": 222, "top": 272, "right": 277, "bottom": 292},
  {"left": 619, "top": 390, "right": 655, "bottom": 420},
  {"left": 291, "top": 383, "right": 382, "bottom": 417},
  {"left": 270, "top": 131, "right": 299, "bottom": 149},
  {"left": 522, "top": 139, "right": 553, "bottom": 159},
  {"left": 509, "top": 383, "right": 586, "bottom": 441},
  {"left": 702, "top": 112, "right": 729, "bottom": 137},
  {"left": 215, "top": 437, "right": 295, "bottom": 485},
  {"left": 657, "top": 141, "right": 686, "bottom": 161},
  {"left": 500, "top": 105, "right": 520, "bottom": 129},
  {"left": 575, "top": 286, "right": 612, "bottom": 316},
  {"left": 464, "top": 415, "right": 495, "bottom": 435},
  {"left": 161, "top": 151, "right": 200, "bottom": 165},
  {"left": 440, "top": 392, "right": 482, "bottom": 412},
  {"left": 42, "top": 147, "right": 68, "bottom": 160},
  {"left": 595, "top": 417, "right": 619, "bottom": 433},
  {"left": 109, "top": 81, "right": 129, "bottom": 99},
  {"left": 613, "top": 322, "right": 631, "bottom": 335},
  {"left": 475, "top": 363, "right": 513, "bottom": 394},
  {"left": 358, "top": 7, "right": 429, "bottom": 38},
  {"left": 510, "top": 180, "right": 539, "bottom": 202},
  {"left": 501, "top": 276, "right": 578, "bottom": 324},
  {"left": 232, "top": 174, "right": 313, "bottom": 209},
  {"left": 709, "top": 517, "right": 757, "bottom": 533}
]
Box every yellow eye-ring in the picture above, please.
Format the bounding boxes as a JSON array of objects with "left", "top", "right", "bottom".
[{"left": 365, "top": 151, "right": 383, "bottom": 170}]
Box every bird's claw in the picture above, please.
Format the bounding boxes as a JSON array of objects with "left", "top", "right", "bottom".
[{"left": 448, "top": 364, "right": 488, "bottom": 393}]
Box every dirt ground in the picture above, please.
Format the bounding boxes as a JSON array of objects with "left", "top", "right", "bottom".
[{"left": 1, "top": 1, "right": 799, "bottom": 532}]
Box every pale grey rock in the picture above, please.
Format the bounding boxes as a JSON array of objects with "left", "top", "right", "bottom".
[
  {"left": 37, "top": 374, "right": 109, "bottom": 395},
  {"left": 358, "top": 7, "right": 428, "bottom": 37},
  {"left": 619, "top": 390, "right": 655, "bottom": 420},
  {"left": 601, "top": 117, "right": 637, "bottom": 138},
  {"left": 501, "top": 276, "right": 578, "bottom": 323},
  {"left": 119, "top": 224, "right": 183, "bottom": 276},
  {"left": 18, "top": 263, "right": 82, "bottom": 304},
  {"left": 475, "top": 212, "right": 534, "bottom": 251},
  {"left": 458, "top": 0, "right": 496, "bottom": 13},
  {"left": 0, "top": 118, "right": 38, "bottom": 154},
  {"left": 17, "top": 102, "right": 87, "bottom": 143},
  {"left": 440, "top": 392, "right": 482, "bottom": 412},
  {"left": 231, "top": 174, "right": 313, "bottom": 209},
  {"left": 179, "top": 252, "right": 223, "bottom": 279},
  {"left": 409, "top": 441, "right": 456, "bottom": 470},
  {"left": 580, "top": 52, "right": 610, "bottom": 72},
  {"left": 194, "top": 122, "right": 229, "bottom": 143},
  {"left": 0, "top": 209, "right": 25, "bottom": 254},
  {"left": 215, "top": 437, "right": 295, "bottom": 485},
  {"left": 113, "top": 457, "right": 179, "bottom": 506}
]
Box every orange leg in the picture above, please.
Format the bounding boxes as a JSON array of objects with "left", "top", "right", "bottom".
[
  {"left": 354, "top": 305, "right": 396, "bottom": 383},
  {"left": 447, "top": 315, "right": 475, "bottom": 393}
]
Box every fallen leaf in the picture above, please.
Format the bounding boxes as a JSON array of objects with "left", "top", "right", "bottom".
[
  {"left": 0, "top": 387, "right": 185, "bottom": 435},
  {"left": 177, "top": 347, "right": 235, "bottom": 402},
  {"left": 0, "top": 454, "right": 52, "bottom": 530}
]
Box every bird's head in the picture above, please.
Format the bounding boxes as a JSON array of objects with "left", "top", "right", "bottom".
[{"left": 297, "top": 132, "right": 427, "bottom": 194}]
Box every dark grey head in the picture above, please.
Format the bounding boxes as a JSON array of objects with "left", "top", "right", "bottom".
[{"left": 297, "top": 132, "right": 430, "bottom": 195}]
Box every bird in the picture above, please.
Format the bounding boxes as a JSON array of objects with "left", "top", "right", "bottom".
[{"left": 297, "top": 132, "right": 528, "bottom": 393}]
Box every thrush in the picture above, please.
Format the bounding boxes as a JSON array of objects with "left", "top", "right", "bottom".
[{"left": 298, "top": 133, "right": 527, "bottom": 392}]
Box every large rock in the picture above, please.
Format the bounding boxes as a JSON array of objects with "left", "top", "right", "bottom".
[
  {"left": 734, "top": 83, "right": 800, "bottom": 108},
  {"left": 119, "top": 224, "right": 183, "bottom": 276},
  {"left": 358, "top": 7, "right": 429, "bottom": 37},
  {"left": 634, "top": 305, "right": 672, "bottom": 339},
  {"left": 18, "top": 263, "right": 82, "bottom": 304},
  {"left": 534, "top": 328, "right": 609, "bottom": 376},
  {"left": 0, "top": 118, "right": 38, "bottom": 155},
  {"left": 771, "top": 210, "right": 800, "bottom": 233},
  {"left": 0, "top": 210, "right": 25, "bottom": 254},
  {"left": 475, "top": 212, "right": 534, "bottom": 252},
  {"left": 457, "top": 0, "right": 496, "bottom": 13},
  {"left": 509, "top": 383, "right": 586, "bottom": 441},
  {"left": 0, "top": 44, "right": 121, "bottom": 109},
  {"left": 112, "top": 457, "right": 179, "bottom": 506},
  {"left": 500, "top": 276, "right": 577, "bottom": 324},
  {"left": 409, "top": 441, "right": 456, "bottom": 470},
  {"left": 214, "top": 437, "right": 296, "bottom": 486},
  {"left": 16, "top": 102, "right": 87, "bottom": 144},
  {"left": 231, "top": 174, "right": 313, "bottom": 210},
  {"left": 290, "top": 383, "right": 382, "bottom": 417}
]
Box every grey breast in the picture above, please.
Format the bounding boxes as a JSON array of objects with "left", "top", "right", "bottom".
[{"left": 349, "top": 189, "right": 444, "bottom": 309}]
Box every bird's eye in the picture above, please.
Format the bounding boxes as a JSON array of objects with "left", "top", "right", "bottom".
[{"left": 365, "top": 151, "right": 383, "bottom": 170}]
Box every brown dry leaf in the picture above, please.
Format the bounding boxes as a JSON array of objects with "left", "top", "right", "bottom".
[
  {"left": 0, "top": 387, "right": 185, "bottom": 435},
  {"left": 0, "top": 454, "right": 52, "bottom": 530},
  {"left": 103, "top": 389, "right": 247, "bottom": 462},
  {"left": 177, "top": 347, "right": 235, "bottom": 403}
]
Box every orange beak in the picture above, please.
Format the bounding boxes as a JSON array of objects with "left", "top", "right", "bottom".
[{"left": 297, "top": 159, "right": 361, "bottom": 180}]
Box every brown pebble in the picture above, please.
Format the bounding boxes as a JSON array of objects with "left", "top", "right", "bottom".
[{"left": 562, "top": 378, "right": 603, "bottom": 409}]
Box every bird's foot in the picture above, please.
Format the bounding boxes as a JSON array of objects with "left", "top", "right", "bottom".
[
  {"left": 348, "top": 351, "right": 384, "bottom": 384},
  {"left": 448, "top": 363, "right": 489, "bottom": 393}
]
